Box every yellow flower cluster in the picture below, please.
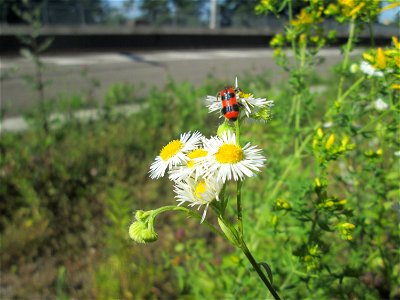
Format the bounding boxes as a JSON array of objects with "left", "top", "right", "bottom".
[
  {"left": 338, "top": 222, "right": 356, "bottom": 240},
  {"left": 313, "top": 128, "right": 355, "bottom": 164},
  {"left": 325, "top": 0, "right": 381, "bottom": 22},
  {"left": 290, "top": 8, "right": 321, "bottom": 27},
  {"left": 361, "top": 37, "right": 400, "bottom": 89}
]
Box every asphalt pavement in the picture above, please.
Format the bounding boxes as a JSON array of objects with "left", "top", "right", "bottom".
[{"left": 0, "top": 48, "right": 358, "bottom": 130}]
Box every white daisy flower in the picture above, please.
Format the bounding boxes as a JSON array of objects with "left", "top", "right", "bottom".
[
  {"left": 238, "top": 91, "right": 274, "bottom": 118},
  {"left": 201, "top": 132, "right": 266, "bottom": 182},
  {"left": 360, "top": 61, "right": 384, "bottom": 77},
  {"left": 174, "top": 175, "right": 223, "bottom": 223},
  {"left": 205, "top": 76, "right": 272, "bottom": 121},
  {"left": 149, "top": 131, "right": 203, "bottom": 179},
  {"left": 168, "top": 147, "right": 209, "bottom": 182},
  {"left": 205, "top": 95, "right": 223, "bottom": 116}
]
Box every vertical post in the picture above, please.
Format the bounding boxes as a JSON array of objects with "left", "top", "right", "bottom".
[{"left": 209, "top": 0, "right": 217, "bottom": 29}]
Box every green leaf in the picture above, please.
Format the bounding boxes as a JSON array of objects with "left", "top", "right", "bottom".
[
  {"left": 278, "top": 0, "right": 289, "bottom": 12},
  {"left": 217, "top": 218, "right": 240, "bottom": 247},
  {"left": 37, "top": 38, "right": 54, "bottom": 53},
  {"left": 259, "top": 262, "right": 274, "bottom": 284}
]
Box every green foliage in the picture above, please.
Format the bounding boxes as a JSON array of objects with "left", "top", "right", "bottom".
[
  {"left": 1, "top": 63, "right": 399, "bottom": 298},
  {"left": 1, "top": 2, "right": 399, "bottom": 298}
]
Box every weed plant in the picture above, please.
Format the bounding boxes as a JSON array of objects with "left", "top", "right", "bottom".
[{"left": 1, "top": 1, "right": 399, "bottom": 299}]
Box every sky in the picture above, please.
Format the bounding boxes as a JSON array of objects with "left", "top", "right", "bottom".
[{"left": 106, "top": 0, "right": 399, "bottom": 24}]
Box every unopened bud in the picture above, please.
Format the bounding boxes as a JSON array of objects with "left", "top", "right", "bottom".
[
  {"left": 129, "top": 221, "right": 158, "bottom": 244},
  {"left": 217, "top": 121, "right": 235, "bottom": 138},
  {"left": 338, "top": 222, "right": 355, "bottom": 241},
  {"left": 276, "top": 198, "right": 291, "bottom": 210},
  {"left": 317, "top": 128, "right": 323, "bottom": 139},
  {"left": 325, "top": 134, "right": 335, "bottom": 150}
]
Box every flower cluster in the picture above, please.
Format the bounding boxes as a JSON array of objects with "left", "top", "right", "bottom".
[
  {"left": 358, "top": 37, "right": 400, "bottom": 89},
  {"left": 143, "top": 78, "right": 272, "bottom": 223},
  {"left": 324, "top": 0, "right": 381, "bottom": 22},
  {"left": 312, "top": 128, "right": 355, "bottom": 164},
  {"left": 149, "top": 130, "right": 266, "bottom": 222}
]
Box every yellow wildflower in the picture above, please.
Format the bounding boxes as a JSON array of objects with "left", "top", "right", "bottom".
[
  {"left": 324, "top": 3, "right": 339, "bottom": 16},
  {"left": 291, "top": 9, "right": 314, "bottom": 26},
  {"left": 392, "top": 36, "right": 400, "bottom": 50},
  {"left": 317, "top": 128, "right": 323, "bottom": 138},
  {"left": 381, "top": 2, "right": 400, "bottom": 12},
  {"left": 325, "top": 134, "right": 335, "bottom": 150},
  {"left": 362, "top": 52, "right": 374, "bottom": 63},
  {"left": 391, "top": 83, "right": 400, "bottom": 90},
  {"left": 375, "top": 48, "right": 387, "bottom": 70},
  {"left": 349, "top": 3, "right": 365, "bottom": 17}
]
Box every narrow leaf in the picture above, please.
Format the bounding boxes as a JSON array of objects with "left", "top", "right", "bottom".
[{"left": 259, "top": 262, "right": 273, "bottom": 284}]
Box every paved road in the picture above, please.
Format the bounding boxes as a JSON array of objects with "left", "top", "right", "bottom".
[{"left": 0, "top": 48, "right": 356, "bottom": 118}]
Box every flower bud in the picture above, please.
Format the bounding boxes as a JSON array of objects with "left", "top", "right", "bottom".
[
  {"left": 325, "top": 134, "right": 335, "bottom": 150},
  {"left": 338, "top": 222, "right": 355, "bottom": 241},
  {"left": 375, "top": 48, "right": 386, "bottom": 70},
  {"left": 270, "top": 33, "right": 284, "bottom": 47},
  {"left": 314, "top": 178, "right": 321, "bottom": 188},
  {"left": 129, "top": 221, "right": 158, "bottom": 244},
  {"left": 217, "top": 121, "right": 235, "bottom": 138},
  {"left": 253, "top": 107, "right": 273, "bottom": 122},
  {"left": 317, "top": 128, "right": 323, "bottom": 139},
  {"left": 275, "top": 198, "right": 291, "bottom": 210},
  {"left": 350, "top": 63, "right": 359, "bottom": 73},
  {"left": 271, "top": 215, "right": 279, "bottom": 227},
  {"left": 135, "top": 210, "right": 149, "bottom": 221}
]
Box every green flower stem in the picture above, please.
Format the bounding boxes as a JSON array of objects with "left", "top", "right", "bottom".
[
  {"left": 337, "top": 18, "right": 356, "bottom": 100},
  {"left": 307, "top": 210, "right": 319, "bottom": 245},
  {"left": 339, "top": 76, "right": 365, "bottom": 102},
  {"left": 237, "top": 180, "right": 243, "bottom": 237},
  {"left": 153, "top": 206, "right": 226, "bottom": 240},
  {"left": 270, "top": 133, "right": 312, "bottom": 203},
  {"left": 367, "top": 21, "right": 375, "bottom": 47},
  {"left": 357, "top": 105, "right": 398, "bottom": 135},
  {"left": 235, "top": 118, "right": 241, "bottom": 145},
  {"left": 239, "top": 238, "right": 282, "bottom": 300},
  {"left": 234, "top": 119, "right": 244, "bottom": 237},
  {"left": 217, "top": 214, "right": 281, "bottom": 299}
]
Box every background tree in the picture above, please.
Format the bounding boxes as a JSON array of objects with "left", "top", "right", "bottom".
[
  {"left": 170, "top": 0, "right": 206, "bottom": 26},
  {"left": 139, "top": 0, "right": 171, "bottom": 25}
]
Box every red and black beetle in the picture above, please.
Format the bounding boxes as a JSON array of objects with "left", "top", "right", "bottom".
[{"left": 219, "top": 86, "right": 240, "bottom": 122}]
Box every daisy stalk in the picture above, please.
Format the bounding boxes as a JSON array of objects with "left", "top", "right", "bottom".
[{"left": 226, "top": 117, "right": 280, "bottom": 299}]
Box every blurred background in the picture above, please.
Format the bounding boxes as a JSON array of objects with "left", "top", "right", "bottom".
[{"left": 0, "top": 0, "right": 399, "bottom": 299}]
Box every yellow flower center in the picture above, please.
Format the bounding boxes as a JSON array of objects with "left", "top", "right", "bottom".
[
  {"left": 194, "top": 180, "right": 207, "bottom": 199},
  {"left": 239, "top": 91, "right": 253, "bottom": 98},
  {"left": 160, "top": 140, "right": 183, "bottom": 161},
  {"left": 216, "top": 144, "right": 243, "bottom": 164},
  {"left": 187, "top": 149, "right": 208, "bottom": 168}
]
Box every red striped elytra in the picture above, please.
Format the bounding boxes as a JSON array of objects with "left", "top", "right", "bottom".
[{"left": 219, "top": 86, "right": 240, "bottom": 121}]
